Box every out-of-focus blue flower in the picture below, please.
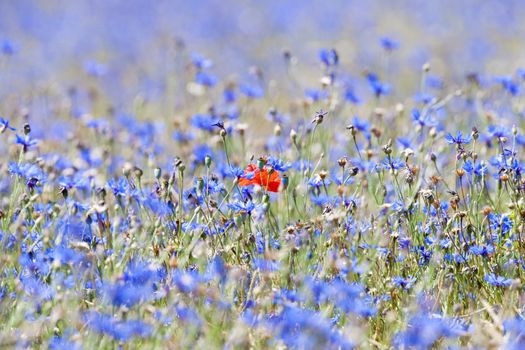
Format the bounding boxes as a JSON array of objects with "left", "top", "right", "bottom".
[
  {"left": 411, "top": 108, "right": 436, "bottom": 127},
  {"left": 305, "top": 88, "right": 328, "bottom": 102},
  {"left": 380, "top": 37, "right": 399, "bottom": 51},
  {"left": 484, "top": 273, "right": 512, "bottom": 287},
  {"left": 191, "top": 53, "right": 213, "bottom": 70},
  {"left": 366, "top": 73, "right": 390, "bottom": 97},
  {"left": 191, "top": 113, "right": 219, "bottom": 132},
  {"left": 394, "top": 314, "right": 469, "bottom": 348},
  {"left": 392, "top": 276, "right": 416, "bottom": 290},
  {"left": 239, "top": 84, "right": 264, "bottom": 98},
  {"left": 267, "top": 156, "right": 292, "bottom": 172},
  {"left": 504, "top": 316, "right": 525, "bottom": 349},
  {"left": 266, "top": 305, "right": 353, "bottom": 350},
  {"left": 195, "top": 71, "right": 218, "bottom": 87},
  {"left": 344, "top": 86, "right": 361, "bottom": 104},
  {"left": 83, "top": 60, "right": 108, "bottom": 77},
  {"left": 84, "top": 312, "right": 152, "bottom": 342},
  {"left": 15, "top": 134, "right": 38, "bottom": 151},
  {"left": 48, "top": 336, "right": 81, "bottom": 350},
  {"left": 1, "top": 39, "right": 16, "bottom": 55},
  {"left": 107, "top": 177, "right": 130, "bottom": 197},
  {"left": 228, "top": 200, "right": 255, "bottom": 215},
  {"left": 319, "top": 48, "right": 338, "bottom": 67},
  {"left": 496, "top": 76, "right": 520, "bottom": 96},
  {"left": 0, "top": 117, "right": 15, "bottom": 132},
  {"left": 253, "top": 258, "right": 280, "bottom": 272},
  {"left": 445, "top": 131, "right": 472, "bottom": 145},
  {"left": 381, "top": 157, "right": 405, "bottom": 171},
  {"left": 172, "top": 269, "right": 202, "bottom": 293}
]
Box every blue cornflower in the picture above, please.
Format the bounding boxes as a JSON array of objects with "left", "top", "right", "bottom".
[
  {"left": 426, "top": 74, "right": 444, "bottom": 89},
  {"left": 173, "top": 130, "right": 194, "bottom": 143},
  {"left": 484, "top": 273, "right": 512, "bottom": 287},
  {"left": 351, "top": 115, "right": 371, "bottom": 133},
  {"left": 1, "top": 39, "right": 16, "bottom": 55},
  {"left": 192, "top": 144, "right": 214, "bottom": 165},
  {"left": 344, "top": 86, "right": 361, "bottom": 104},
  {"left": 487, "top": 125, "right": 509, "bottom": 138},
  {"left": 15, "top": 134, "right": 38, "bottom": 151},
  {"left": 195, "top": 71, "right": 218, "bottom": 87},
  {"left": 414, "top": 92, "right": 436, "bottom": 104},
  {"left": 8, "top": 162, "right": 46, "bottom": 181},
  {"left": 318, "top": 48, "right": 338, "bottom": 67},
  {"left": 305, "top": 88, "right": 328, "bottom": 102},
  {"left": 504, "top": 316, "right": 525, "bottom": 349},
  {"left": 239, "top": 84, "right": 264, "bottom": 98},
  {"left": 445, "top": 131, "right": 472, "bottom": 145},
  {"left": 392, "top": 276, "right": 416, "bottom": 290},
  {"left": 468, "top": 245, "right": 494, "bottom": 257},
  {"left": 474, "top": 162, "right": 488, "bottom": 177},
  {"left": 83, "top": 312, "right": 152, "bottom": 342},
  {"left": 517, "top": 68, "right": 525, "bottom": 80},
  {"left": 228, "top": 200, "right": 255, "bottom": 215},
  {"left": 463, "top": 160, "right": 473, "bottom": 173},
  {"left": 496, "top": 76, "right": 520, "bottom": 96},
  {"left": 223, "top": 86, "right": 236, "bottom": 103},
  {"left": 267, "top": 305, "right": 354, "bottom": 350},
  {"left": 366, "top": 73, "right": 390, "bottom": 97},
  {"left": 0, "top": 117, "right": 15, "bottom": 133},
  {"left": 381, "top": 157, "right": 405, "bottom": 170},
  {"left": 172, "top": 269, "right": 202, "bottom": 293},
  {"left": 191, "top": 53, "right": 213, "bottom": 70},
  {"left": 411, "top": 108, "right": 436, "bottom": 127},
  {"left": 310, "top": 194, "right": 340, "bottom": 207},
  {"left": 394, "top": 314, "right": 468, "bottom": 348},
  {"left": 380, "top": 37, "right": 399, "bottom": 51},
  {"left": 190, "top": 114, "right": 218, "bottom": 132},
  {"left": 83, "top": 60, "right": 108, "bottom": 77},
  {"left": 253, "top": 258, "right": 280, "bottom": 272},
  {"left": 308, "top": 174, "right": 331, "bottom": 188},
  {"left": 107, "top": 177, "right": 130, "bottom": 197},
  {"left": 267, "top": 156, "right": 292, "bottom": 172},
  {"left": 49, "top": 335, "right": 81, "bottom": 350},
  {"left": 176, "top": 306, "right": 202, "bottom": 326}
]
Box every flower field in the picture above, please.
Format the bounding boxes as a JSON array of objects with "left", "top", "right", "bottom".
[{"left": 3, "top": 1, "right": 525, "bottom": 349}]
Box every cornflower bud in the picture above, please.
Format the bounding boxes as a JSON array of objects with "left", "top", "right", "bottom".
[
  {"left": 23, "top": 123, "right": 31, "bottom": 135},
  {"left": 133, "top": 166, "right": 143, "bottom": 179},
  {"left": 197, "top": 177, "right": 205, "bottom": 193},
  {"left": 154, "top": 167, "right": 162, "bottom": 180},
  {"left": 346, "top": 124, "right": 356, "bottom": 136},
  {"left": 274, "top": 124, "right": 281, "bottom": 136},
  {"left": 204, "top": 154, "right": 212, "bottom": 168},
  {"left": 382, "top": 139, "right": 392, "bottom": 155},
  {"left": 281, "top": 174, "right": 289, "bottom": 190},
  {"left": 312, "top": 109, "right": 328, "bottom": 125},
  {"left": 290, "top": 129, "right": 298, "bottom": 143},
  {"left": 471, "top": 127, "right": 479, "bottom": 141},
  {"left": 257, "top": 156, "right": 267, "bottom": 170}
]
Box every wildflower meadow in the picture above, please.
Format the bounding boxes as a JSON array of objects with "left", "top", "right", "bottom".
[{"left": 3, "top": 1, "right": 525, "bottom": 349}]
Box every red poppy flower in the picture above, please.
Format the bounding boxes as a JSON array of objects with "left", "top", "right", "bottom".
[{"left": 238, "top": 163, "right": 281, "bottom": 192}]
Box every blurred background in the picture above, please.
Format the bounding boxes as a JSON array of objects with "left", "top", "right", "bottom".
[{"left": 1, "top": 0, "right": 525, "bottom": 121}]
